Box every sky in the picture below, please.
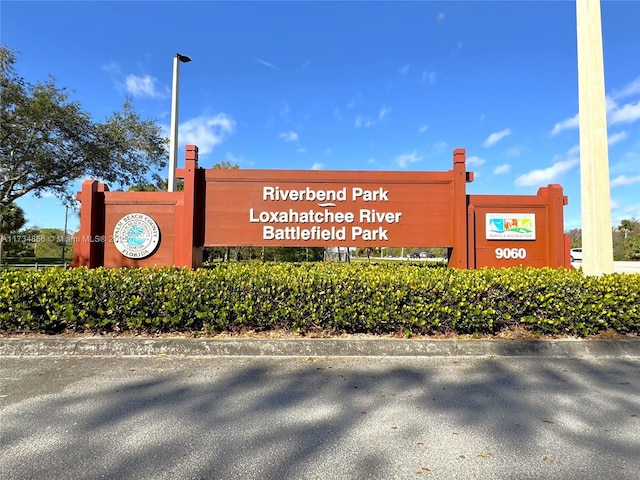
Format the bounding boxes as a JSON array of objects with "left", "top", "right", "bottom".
[{"left": 2, "top": 0, "right": 640, "bottom": 233}]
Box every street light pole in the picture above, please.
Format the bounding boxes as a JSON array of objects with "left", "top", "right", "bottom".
[
  {"left": 61, "top": 205, "right": 68, "bottom": 264},
  {"left": 168, "top": 53, "right": 192, "bottom": 192}
]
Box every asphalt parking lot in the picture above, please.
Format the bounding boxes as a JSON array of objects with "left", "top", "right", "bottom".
[{"left": 1, "top": 339, "right": 639, "bottom": 480}]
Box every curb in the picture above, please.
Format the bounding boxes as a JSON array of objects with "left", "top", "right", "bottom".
[{"left": 1, "top": 338, "right": 639, "bottom": 358}]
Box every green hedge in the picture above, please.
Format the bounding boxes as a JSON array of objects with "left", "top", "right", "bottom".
[{"left": 1, "top": 264, "right": 638, "bottom": 337}]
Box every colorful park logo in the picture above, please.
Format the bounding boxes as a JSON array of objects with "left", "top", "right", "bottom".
[
  {"left": 113, "top": 213, "right": 160, "bottom": 259},
  {"left": 486, "top": 213, "right": 536, "bottom": 240}
]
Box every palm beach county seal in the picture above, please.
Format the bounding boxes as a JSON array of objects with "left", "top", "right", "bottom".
[{"left": 113, "top": 213, "right": 160, "bottom": 259}]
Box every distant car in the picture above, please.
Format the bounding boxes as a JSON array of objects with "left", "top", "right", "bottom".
[
  {"left": 570, "top": 248, "right": 583, "bottom": 262},
  {"left": 408, "top": 252, "right": 420, "bottom": 259},
  {"left": 419, "top": 252, "right": 427, "bottom": 258}
]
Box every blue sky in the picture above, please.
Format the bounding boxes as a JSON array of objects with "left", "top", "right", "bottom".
[{"left": 3, "top": 0, "right": 640, "bottom": 233}]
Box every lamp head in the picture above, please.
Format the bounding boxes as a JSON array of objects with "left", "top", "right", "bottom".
[{"left": 176, "top": 53, "right": 192, "bottom": 63}]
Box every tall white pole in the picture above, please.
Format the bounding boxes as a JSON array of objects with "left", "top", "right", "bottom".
[
  {"left": 168, "top": 55, "right": 181, "bottom": 192},
  {"left": 168, "top": 53, "right": 191, "bottom": 192},
  {"left": 576, "top": 0, "right": 614, "bottom": 275}
]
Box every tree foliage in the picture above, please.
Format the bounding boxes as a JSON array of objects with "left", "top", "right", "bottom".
[
  {"left": 624, "top": 234, "right": 640, "bottom": 260},
  {"left": 565, "top": 228, "right": 582, "bottom": 248},
  {"left": 0, "top": 202, "right": 26, "bottom": 234},
  {"left": 212, "top": 161, "right": 240, "bottom": 170},
  {"left": 0, "top": 202, "right": 27, "bottom": 263},
  {"left": 571, "top": 219, "right": 640, "bottom": 261},
  {"left": 128, "top": 162, "right": 239, "bottom": 192},
  {"left": 618, "top": 218, "right": 640, "bottom": 260},
  {"left": 0, "top": 46, "right": 168, "bottom": 215}
]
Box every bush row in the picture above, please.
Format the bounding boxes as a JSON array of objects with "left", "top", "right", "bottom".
[{"left": 0, "top": 264, "right": 638, "bottom": 337}]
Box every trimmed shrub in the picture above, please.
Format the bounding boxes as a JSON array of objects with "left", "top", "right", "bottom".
[{"left": 0, "top": 264, "right": 638, "bottom": 336}]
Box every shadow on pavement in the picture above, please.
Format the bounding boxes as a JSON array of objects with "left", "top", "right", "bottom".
[{"left": 1, "top": 355, "right": 639, "bottom": 479}]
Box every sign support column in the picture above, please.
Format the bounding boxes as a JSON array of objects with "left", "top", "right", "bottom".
[{"left": 576, "top": 0, "right": 614, "bottom": 275}]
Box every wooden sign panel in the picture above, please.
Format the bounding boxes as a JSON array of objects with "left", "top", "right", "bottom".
[
  {"left": 73, "top": 146, "right": 569, "bottom": 270},
  {"left": 204, "top": 169, "right": 463, "bottom": 248},
  {"left": 467, "top": 185, "right": 568, "bottom": 269}
]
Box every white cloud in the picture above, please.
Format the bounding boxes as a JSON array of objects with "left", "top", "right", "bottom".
[
  {"left": 355, "top": 115, "right": 375, "bottom": 128},
  {"left": 550, "top": 114, "right": 579, "bottom": 136},
  {"left": 494, "top": 164, "right": 511, "bottom": 175},
  {"left": 125, "top": 74, "right": 166, "bottom": 98},
  {"left": 609, "top": 99, "right": 640, "bottom": 125},
  {"left": 610, "top": 174, "right": 640, "bottom": 187},
  {"left": 567, "top": 144, "right": 580, "bottom": 157},
  {"left": 421, "top": 70, "right": 436, "bottom": 85},
  {"left": 466, "top": 155, "right": 486, "bottom": 167},
  {"left": 506, "top": 147, "right": 522, "bottom": 157},
  {"left": 279, "top": 131, "right": 299, "bottom": 142},
  {"left": 612, "top": 77, "right": 640, "bottom": 99},
  {"left": 252, "top": 57, "right": 277, "bottom": 70},
  {"left": 39, "top": 191, "right": 58, "bottom": 199},
  {"left": 399, "top": 64, "right": 410, "bottom": 75},
  {"left": 608, "top": 131, "right": 628, "bottom": 146},
  {"left": 515, "top": 158, "right": 579, "bottom": 187},
  {"left": 624, "top": 204, "right": 640, "bottom": 215},
  {"left": 437, "top": 12, "right": 445, "bottom": 22},
  {"left": 431, "top": 141, "right": 448, "bottom": 155},
  {"left": 552, "top": 100, "right": 640, "bottom": 133},
  {"left": 354, "top": 107, "right": 390, "bottom": 128},
  {"left": 311, "top": 162, "right": 323, "bottom": 170},
  {"left": 102, "top": 62, "right": 120, "bottom": 74},
  {"left": 418, "top": 123, "right": 429, "bottom": 133},
  {"left": 346, "top": 94, "right": 361, "bottom": 109},
  {"left": 179, "top": 114, "right": 236, "bottom": 155},
  {"left": 483, "top": 128, "right": 511, "bottom": 147},
  {"left": 296, "top": 147, "right": 306, "bottom": 153},
  {"left": 395, "top": 151, "right": 423, "bottom": 168},
  {"left": 103, "top": 64, "right": 169, "bottom": 99},
  {"left": 551, "top": 78, "right": 640, "bottom": 135}
]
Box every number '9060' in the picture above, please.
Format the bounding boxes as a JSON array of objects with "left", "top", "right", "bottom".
[{"left": 495, "top": 248, "right": 527, "bottom": 260}]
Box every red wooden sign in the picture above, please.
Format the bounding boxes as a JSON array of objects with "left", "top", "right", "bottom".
[
  {"left": 204, "top": 169, "right": 466, "bottom": 248},
  {"left": 72, "top": 145, "right": 570, "bottom": 269}
]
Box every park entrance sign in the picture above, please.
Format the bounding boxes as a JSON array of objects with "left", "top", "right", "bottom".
[{"left": 71, "top": 145, "right": 571, "bottom": 269}]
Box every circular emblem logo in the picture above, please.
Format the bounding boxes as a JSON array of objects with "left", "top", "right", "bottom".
[{"left": 113, "top": 213, "right": 160, "bottom": 259}]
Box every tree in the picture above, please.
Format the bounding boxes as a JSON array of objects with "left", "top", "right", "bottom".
[
  {"left": 618, "top": 219, "right": 639, "bottom": 240},
  {"left": 0, "top": 46, "right": 168, "bottom": 216},
  {"left": 612, "top": 228, "right": 626, "bottom": 261},
  {"left": 212, "top": 161, "right": 240, "bottom": 170},
  {"left": 624, "top": 235, "right": 640, "bottom": 260},
  {"left": 617, "top": 218, "right": 640, "bottom": 260},
  {"left": 0, "top": 202, "right": 27, "bottom": 264},
  {"left": 0, "top": 201, "right": 26, "bottom": 233},
  {"left": 128, "top": 178, "right": 183, "bottom": 192},
  {"left": 128, "top": 159, "right": 240, "bottom": 192},
  {"left": 566, "top": 228, "right": 582, "bottom": 248}
]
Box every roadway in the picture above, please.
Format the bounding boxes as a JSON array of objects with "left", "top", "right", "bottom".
[{"left": 1, "top": 343, "right": 639, "bottom": 480}]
